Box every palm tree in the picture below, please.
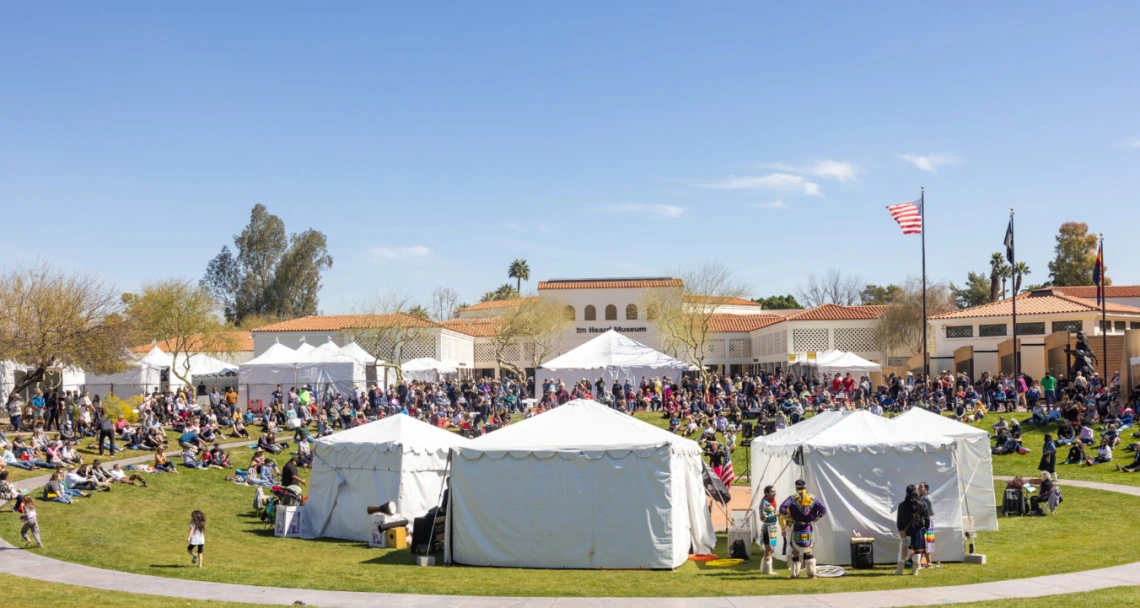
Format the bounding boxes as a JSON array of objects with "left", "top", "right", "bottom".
[
  {"left": 1012, "top": 262, "right": 1031, "bottom": 295},
  {"left": 508, "top": 259, "right": 530, "bottom": 294},
  {"left": 989, "top": 253, "right": 1005, "bottom": 302}
]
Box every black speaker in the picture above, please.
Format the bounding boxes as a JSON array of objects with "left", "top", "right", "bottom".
[
  {"left": 850, "top": 540, "right": 874, "bottom": 569},
  {"left": 742, "top": 421, "right": 754, "bottom": 439}
]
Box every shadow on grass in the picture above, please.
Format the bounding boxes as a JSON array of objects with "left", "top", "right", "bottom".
[{"left": 361, "top": 551, "right": 429, "bottom": 566}]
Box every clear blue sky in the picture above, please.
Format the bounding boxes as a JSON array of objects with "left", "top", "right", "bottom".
[{"left": 3, "top": 2, "right": 1138, "bottom": 311}]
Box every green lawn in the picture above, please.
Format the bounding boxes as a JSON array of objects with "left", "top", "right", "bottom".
[{"left": 2, "top": 440, "right": 1137, "bottom": 599}]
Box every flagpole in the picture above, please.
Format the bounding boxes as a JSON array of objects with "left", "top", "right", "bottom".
[
  {"left": 1010, "top": 208, "right": 1019, "bottom": 383},
  {"left": 1101, "top": 233, "right": 1108, "bottom": 385},
  {"left": 921, "top": 187, "right": 928, "bottom": 382}
]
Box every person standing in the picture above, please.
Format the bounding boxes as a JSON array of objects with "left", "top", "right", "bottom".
[
  {"left": 44, "top": 389, "right": 59, "bottom": 432},
  {"left": 187, "top": 510, "right": 206, "bottom": 567},
  {"left": 96, "top": 413, "right": 116, "bottom": 456},
  {"left": 6, "top": 393, "right": 23, "bottom": 433},
  {"left": 894, "top": 484, "right": 928, "bottom": 576},
  {"left": 918, "top": 481, "right": 939, "bottom": 569},
  {"left": 759, "top": 485, "right": 780, "bottom": 575},
  {"left": 779, "top": 479, "right": 828, "bottom": 579},
  {"left": 1040, "top": 433, "right": 1058, "bottom": 481},
  {"left": 20, "top": 495, "right": 43, "bottom": 548}
]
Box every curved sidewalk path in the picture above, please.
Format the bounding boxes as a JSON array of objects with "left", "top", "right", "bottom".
[{"left": 2, "top": 473, "right": 1139, "bottom": 608}]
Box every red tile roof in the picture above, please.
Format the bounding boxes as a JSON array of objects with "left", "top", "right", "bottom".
[
  {"left": 1050, "top": 285, "right": 1140, "bottom": 298},
  {"left": 538, "top": 278, "right": 682, "bottom": 290},
  {"left": 441, "top": 318, "right": 506, "bottom": 337},
  {"left": 250, "top": 314, "right": 438, "bottom": 333},
  {"left": 131, "top": 332, "right": 254, "bottom": 353},
  {"left": 786, "top": 304, "right": 890, "bottom": 321},
  {"left": 706, "top": 314, "right": 786, "bottom": 333},
  {"left": 457, "top": 297, "right": 538, "bottom": 312},
  {"left": 684, "top": 295, "right": 762, "bottom": 307},
  {"left": 930, "top": 290, "right": 1140, "bottom": 320}
]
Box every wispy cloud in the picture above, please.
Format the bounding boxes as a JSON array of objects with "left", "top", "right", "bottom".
[
  {"left": 602, "top": 203, "right": 686, "bottom": 218},
  {"left": 760, "top": 160, "right": 858, "bottom": 182},
  {"left": 751, "top": 200, "right": 788, "bottom": 209},
  {"left": 899, "top": 153, "right": 959, "bottom": 173},
  {"left": 369, "top": 245, "right": 431, "bottom": 261},
  {"left": 699, "top": 172, "right": 822, "bottom": 197},
  {"left": 1131, "top": 139, "right": 1140, "bottom": 148}
]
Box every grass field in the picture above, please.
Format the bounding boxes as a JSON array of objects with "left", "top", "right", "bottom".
[{"left": 2, "top": 438, "right": 1138, "bottom": 598}]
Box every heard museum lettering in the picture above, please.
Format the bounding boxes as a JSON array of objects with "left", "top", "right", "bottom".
[{"left": 576, "top": 326, "right": 648, "bottom": 334}]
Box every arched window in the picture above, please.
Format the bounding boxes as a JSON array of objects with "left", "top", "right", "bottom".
[
  {"left": 564, "top": 305, "right": 576, "bottom": 321},
  {"left": 584, "top": 305, "right": 597, "bottom": 321},
  {"left": 605, "top": 304, "right": 618, "bottom": 321},
  {"left": 626, "top": 304, "right": 638, "bottom": 320}
]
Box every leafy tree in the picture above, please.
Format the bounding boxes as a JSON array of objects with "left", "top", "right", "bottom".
[
  {"left": 202, "top": 204, "right": 333, "bottom": 324},
  {"left": 480, "top": 283, "right": 519, "bottom": 303},
  {"left": 1012, "top": 261, "right": 1031, "bottom": 295},
  {"left": 989, "top": 252, "right": 1009, "bottom": 302},
  {"left": 752, "top": 294, "right": 801, "bottom": 309},
  {"left": 508, "top": 259, "right": 531, "bottom": 294},
  {"left": 485, "top": 295, "right": 570, "bottom": 382},
  {"left": 950, "top": 272, "right": 991, "bottom": 309},
  {"left": 859, "top": 283, "right": 903, "bottom": 305},
  {"left": 126, "top": 279, "right": 233, "bottom": 398},
  {"left": 0, "top": 263, "right": 133, "bottom": 395},
  {"left": 1047, "top": 222, "right": 1106, "bottom": 286}
]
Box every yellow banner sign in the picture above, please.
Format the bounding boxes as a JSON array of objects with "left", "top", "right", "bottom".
[
  {"left": 807, "top": 351, "right": 817, "bottom": 361},
  {"left": 788, "top": 354, "right": 797, "bottom": 363}
]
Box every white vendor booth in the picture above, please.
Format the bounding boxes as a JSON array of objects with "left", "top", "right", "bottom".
[
  {"left": 750, "top": 410, "right": 968, "bottom": 565},
  {"left": 239, "top": 341, "right": 365, "bottom": 410},
  {"left": 534, "top": 330, "right": 695, "bottom": 391},
  {"left": 301, "top": 413, "right": 466, "bottom": 542},
  {"left": 85, "top": 359, "right": 164, "bottom": 398},
  {"left": 401, "top": 358, "right": 458, "bottom": 383},
  {"left": 445, "top": 399, "right": 715, "bottom": 569},
  {"left": 814, "top": 350, "right": 882, "bottom": 378},
  {"left": 892, "top": 407, "right": 998, "bottom": 531}
]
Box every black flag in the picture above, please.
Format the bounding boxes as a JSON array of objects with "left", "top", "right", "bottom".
[{"left": 1004, "top": 217, "right": 1015, "bottom": 263}]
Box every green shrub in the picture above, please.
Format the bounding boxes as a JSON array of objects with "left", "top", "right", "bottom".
[{"left": 100, "top": 392, "right": 142, "bottom": 424}]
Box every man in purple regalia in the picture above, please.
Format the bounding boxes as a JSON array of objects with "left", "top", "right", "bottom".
[{"left": 778, "top": 479, "right": 828, "bottom": 579}]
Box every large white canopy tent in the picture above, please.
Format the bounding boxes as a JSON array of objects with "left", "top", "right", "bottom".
[
  {"left": 338, "top": 341, "right": 393, "bottom": 392},
  {"left": 750, "top": 410, "right": 968, "bottom": 565},
  {"left": 137, "top": 346, "right": 240, "bottom": 389},
  {"left": 301, "top": 413, "right": 467, "bottom": 542},
  {"left": 535, "top": 330, "right": 696, "bottom": 392},
  {"left": 814, "top": 350, "right": 882, "bottom": 377},
  {"left": 84, "top": 359, "right": 164, "bottom": 399},
  {"left": 239, "top": 341, "right": 365, "bottom": 410},
  {"left": 892, "top": 407, "right": 998, "bottom": 531},
  {"left": 445, "top": 399, "right": 715, "bottom": 569},
  {"left": 401, "top": 358, "right": 458, "bottom": 383}
]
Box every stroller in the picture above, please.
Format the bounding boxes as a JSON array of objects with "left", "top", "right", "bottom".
[{"left": 257, "top": 485, "right": 305, "bottom": 524}]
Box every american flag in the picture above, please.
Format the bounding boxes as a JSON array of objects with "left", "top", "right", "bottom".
[
  {"left": 886, "top": 199, "right": 923, "bottom": 234},
  {"left": 719, "top": 460, "right": 736, "bottom": 486}
]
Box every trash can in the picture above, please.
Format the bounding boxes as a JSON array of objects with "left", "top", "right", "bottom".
[{"left": 850, "top": 537, "right": 875, "bottom": 569}]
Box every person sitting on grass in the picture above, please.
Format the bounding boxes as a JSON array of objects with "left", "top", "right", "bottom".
[
  {"left": 230, "top": 416, "right": 250, "bottom": 439},
  {"left": 2, "top": 442, "right": 37, "bottom": 470},
  {"left": 43, "top": 470, "right": 89, "bottom": 502},
  {"left": 67, "top": 465, "right": 110, "bottom": 492},
  {"left": 181, "top": 447, "right": 210, "bottom": 470},
  {"left": 1079, "top": 424, "right": 1095, "bottom": 446},
  {"left": 178, "top": 426, "right": 203, "bottom": 455},
  {"left": 59, "top": 441, "right": 82, "bottom": 466},
  {"left": 203, "top": 443, "right": 231, "bottom": 469},
  {"left": 1083, "top": 439, "right": 1113, "bottom": 466},
  {"left": 154, "top": 446, "right": 178, "bottom": 473},
  {"left": 1055, "top": 422, "right": 1075, "bottom": 446},
  {"left": 0, "top": 470, "right": 19, "bottom": 511},
  {"left": 1115, "top": 446, "right": 1140, "bottom": 473},
  {"left": 296, "top": 436, "right": 313, "bottom": 468},
  {"left": 1103, "top": 424, "right": 1121, "bottom": 449},
  {"left": 1120, "top": 408, "right": 1135, "bottom": 430},
  {"left": 1064, "top": 441, "right": 1087, "bottom": 465},
  {"left": 257, "top": 431, "right": 285, "bottom": 454}
]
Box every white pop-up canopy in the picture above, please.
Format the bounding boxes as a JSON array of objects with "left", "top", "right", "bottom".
[
  {"left": 892, "top": 407, "right": 997, "bottom": 531},
  {"left": 401, "top": 357, "right": 457, "bottom": 382},
  {"left": 302, "top": 413, "right": 467, "bottom": 542},
  {"left": 239, "top": 341, "right": 365, "bottom": 410},
  {"left": 136, "top": 346, "right": 240, "bottom": 387},
  {"left": 751, "top": 410, "right": 967, "bottom": 565},
  {"left": 814, "top": 350, "right": 882, "bottom": 377},
  {"left": 84, "top": 358, "right": 164, "bottom": 399},
  {"left": 446, "top": 399, "right": 715, "bottom": 569},
  {"left": 535, "top": 330, "right": 696, "bottom": 392}
]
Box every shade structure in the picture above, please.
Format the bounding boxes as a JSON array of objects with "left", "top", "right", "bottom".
[
  {"left": 750, "top": 410, "right": 966, "bottom": 565},
  {"left": 445, "top": 399, "right": 715, "bottom": 569},
  {"left": 132, "top": 346, "right": 239, "bottom": 390},
  {"left": 401, "top": 357, "right": 457, "bottom": 382},
  {"left": 239, "top": 341, "right": 365, "bottom": 410},
  {"left": 301, "top": 414, "right": 467, "bottom": 542},
  {"left": 814, "top": 350, "right": 882, "bottom": 377},
  {"left": 892, "top": 408, "right": 998, "bottom": 531},
  {"left": 84, "top": 359, "right": 163, "bottom": 399},
  {"left": 535, "top": 330, "right": 696, "bottom": 392}
]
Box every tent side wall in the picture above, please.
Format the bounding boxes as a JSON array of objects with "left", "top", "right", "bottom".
[
  {"left": 535, "top": 365, "right": 687, "bottom": 398},
  {"left": 449, "top": 449, "right": 679, "bottom": 569},
  {"left": 958, "top": 437, "right": 998, "bottom": 531},
  {"left": 805, "top": 446, "right": 965, "bottom": 565},
  {"left": 301, "top": 446, "right": 404, "bottom": 542}
]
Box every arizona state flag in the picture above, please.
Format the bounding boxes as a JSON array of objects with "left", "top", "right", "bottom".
[{"left": 1093, "top": 243, "right": 1104, "bottom": 305}]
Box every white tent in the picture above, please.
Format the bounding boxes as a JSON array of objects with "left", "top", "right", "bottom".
[
  {"left": 535, "top": 330, "right": 696, "bottom": 392},
  {"left": 134, "top": 346, "right": 239, "bottom": 390},
  {"left": 239, "top": 342, "right": 364, "bottom": 410},
  {"left": 401, "top": 358, "right": 457, "bottom": 383},
  {"left": 814, "top": 350, "right": 882, "bottom": 377},
  {"left": 301, "top": 414, "right": 467, "bottom": 542},
  {"left": 84, "top": 359, "right": 163, "bottom": 399},
  {"left": 750, "top": 410, "right": 967, "bottom": 565},
  {"left": 446, "top": 399, "right": 715, "bottom": 569},
  {"left": 339, "top": 341, "right": 393, "bottom": 392},
  {"left": 893, "top": 408, "right": 998, "bottom": 531}
]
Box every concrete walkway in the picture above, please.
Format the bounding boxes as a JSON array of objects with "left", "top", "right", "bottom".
[{"left": 2, "top": 476, "right": 1139, "bottom": 607}]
